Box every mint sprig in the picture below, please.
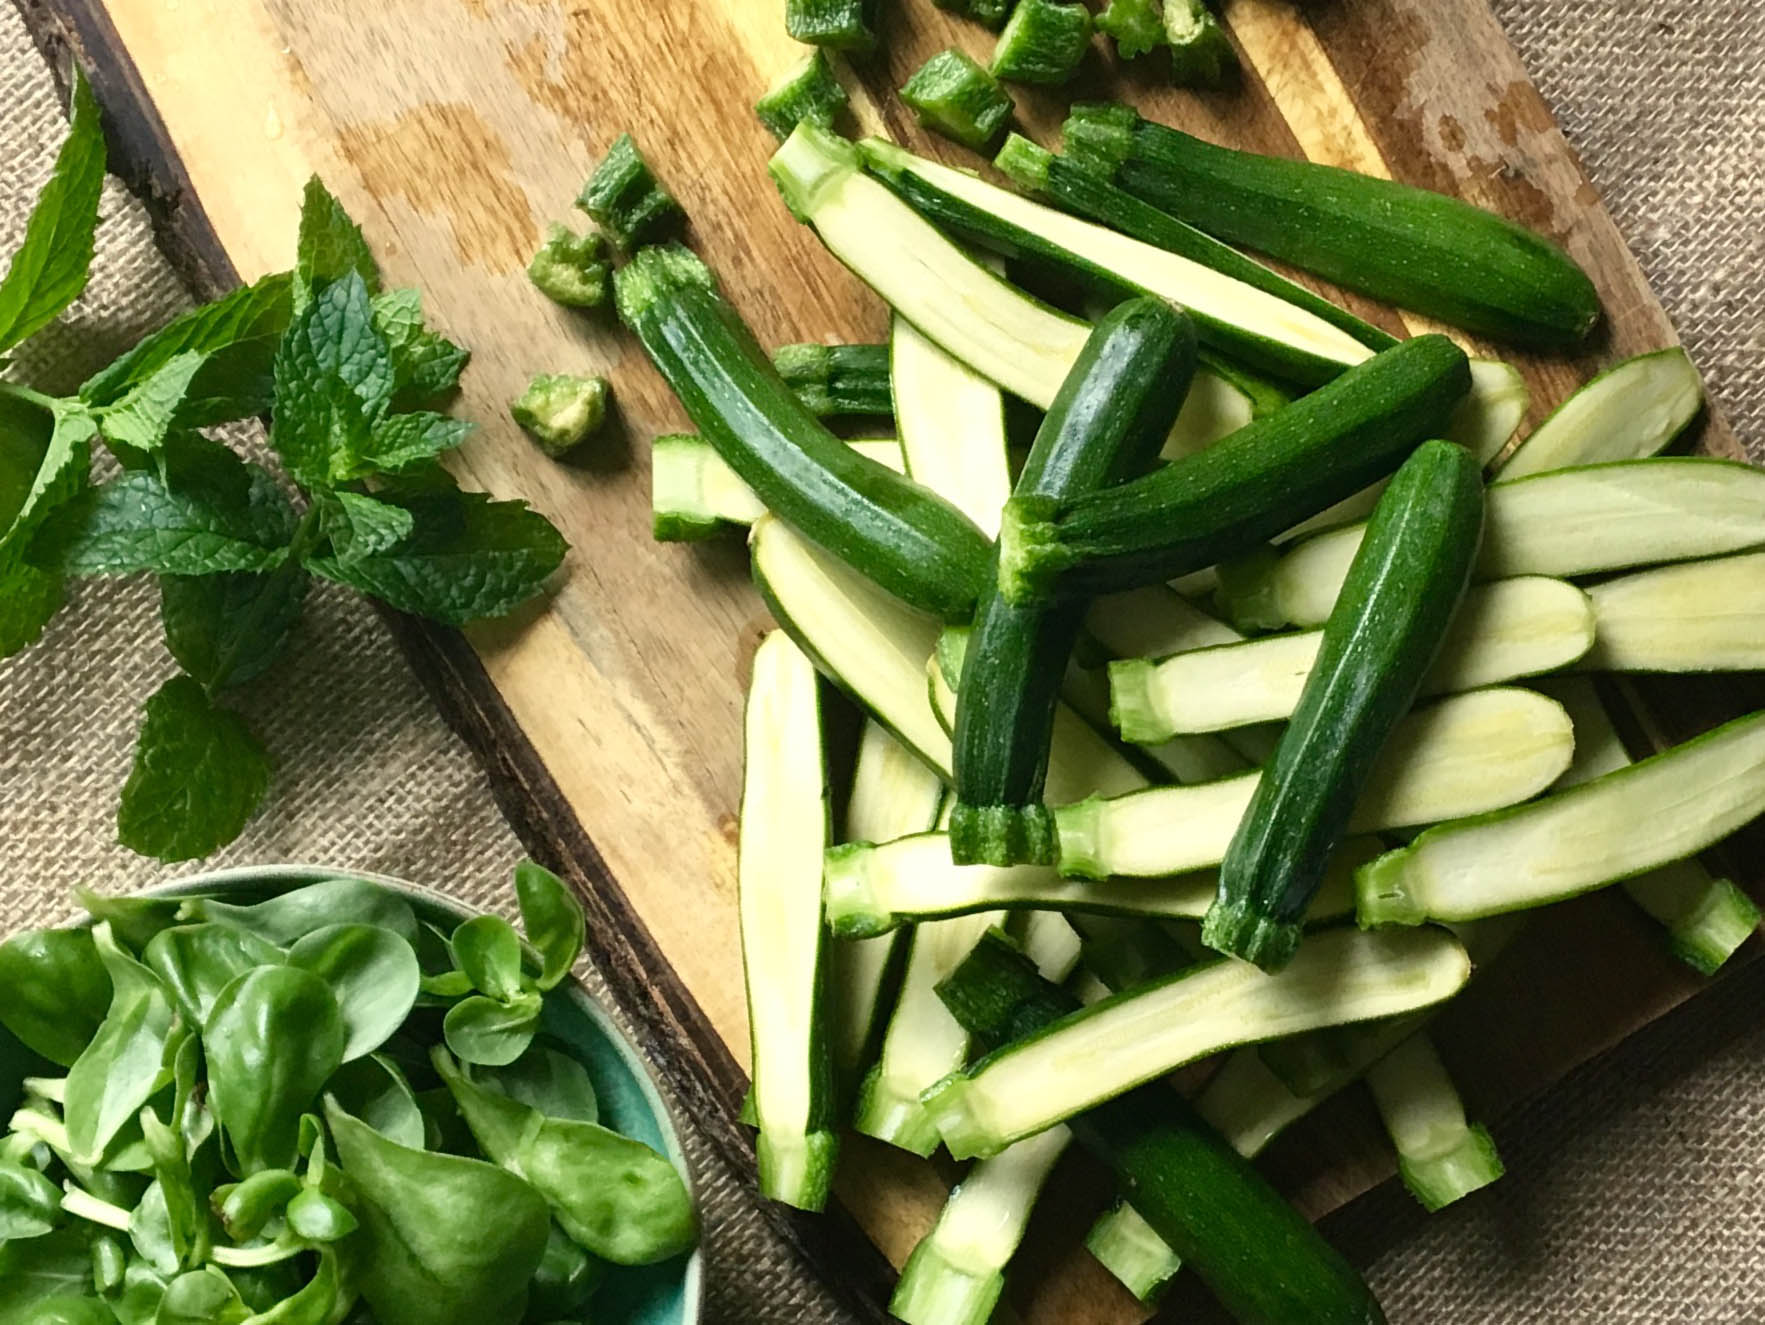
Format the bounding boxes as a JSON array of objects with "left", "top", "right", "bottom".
[{"left": 0, "top": 104, "right": 570, "bottom": 862}]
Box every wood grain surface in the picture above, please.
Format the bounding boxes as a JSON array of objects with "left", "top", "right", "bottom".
[{"left": 15, "top": 0, "right": 1757, "bottom": 1319}]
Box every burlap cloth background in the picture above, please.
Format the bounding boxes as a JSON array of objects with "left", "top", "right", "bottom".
[{"left": 1, "top": 2, "right": 1761, "bottom": 1320}]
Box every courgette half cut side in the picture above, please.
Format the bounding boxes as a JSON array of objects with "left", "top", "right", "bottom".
[
  {"left": 739, "top": 631, "right": 837, "bottom": 1209},
  {"left": 652, "top": 435, "right": 905, "bottom": 540},
  {"left": 772, "top": 122, "right": 1090, "bottom": 410},
  {"left": 921, "top": 924, "right": 1471, "bottom": 1158},
  {"left": 857, "top": 136, "right": 1375, "bottom": 387},
  {"left": 1497, "top": 346, "right": 1704, "bottom": 479},
  {"left": 1365, "top": 1032, "right": 1504, "bottom": 1211},
  {"left": 1357, "top": 707, "right": 1765, "bottom": 925},
  {"left": 891, "top": 314, "right": 1013, "bottom": 537},
  {"left": 1056, "top": 687, "right": 1573, "bottom": 880},
  {"left": 1582, "top": 550, "right": 1765, "bottom": 672}
]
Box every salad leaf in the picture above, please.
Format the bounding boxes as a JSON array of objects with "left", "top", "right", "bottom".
[
  {"left": 0, "top": 927, "right": 112, "bottom": 1066},
  {"left": 513, "top": 861, "right": 585, "bottom": 991},
  {"left": 286, "top": 925, "right": 420, "bottom": 1062},
  {"left": 179, "top": 879, "right": 419, "bottom": 948},
  {"left": 63, "top": 925, "right": 183, "bottom": 1164}
]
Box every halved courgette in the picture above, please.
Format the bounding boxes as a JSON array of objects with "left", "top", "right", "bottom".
[
  {"left": 1497, "top": 347, "right": 1703, "bottom": 479},
  {"left": 891, "top": 315, "right": 1013, "bottom": 538},
  {"left": 1583, "top": 550, "right": 1765, "bottom": 672},
  {"left": 651, "top": 434, "right": 903, "bottom": 540}
]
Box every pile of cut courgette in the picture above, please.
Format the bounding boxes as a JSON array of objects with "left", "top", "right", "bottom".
[{"left": 611, "top": 99, "right": 1765, "bottom": 1325}]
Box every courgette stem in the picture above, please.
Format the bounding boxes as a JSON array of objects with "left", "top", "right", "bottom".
[
  {"left": 952, "top": 299, "right": 1198, "bottom": 864},
  {"left": 1365, "top": 1033, "right": 1504, "bottom": 1212},
  {"left": 1057, "top": 688, "right": 1572, "bottom": 881},
  {"left": 578, "top": 133, "right": 681, "bottom": 250},
  {"left": 933, "top": 931, "right": 1399, "bottom": 1322},
  {"left": 1357, "top": 708, "right": 1765, "bottom": 926},
  {"left": 615, "top": 244, "right": 990, "bottom": 622},
  {"left": 755, "top": 50, "right": 850, "bottom": 143},
  {"left": 771, "top": 342, "right": 894, "bottom": 417},
  {"left": 862, "top": 136, "right": 1374, "bottom": 388},
  {"left": 739, "top": 632, "right": 837, "bottom": 1209},
  {"left": 1211, "top": 442, "right": 1484, "bottom": 971},
  {"left": 1063, "top": 101, "right": 1601, "bottom": 349},
  {"left": 1497, "top": 347, "right": 1703, "bottom": 479},
  {"left": 1110, "top": 576, "right": 1593, "bottom": 741},
  {"left": 996, "top": 335, "right": 1471, "bottom": 603},
  {"left": 1162, "top": 0, "right": 1237, "bottom": 88}
]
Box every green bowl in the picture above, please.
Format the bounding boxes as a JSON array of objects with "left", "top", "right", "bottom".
[{"left": 147, "top": 863, "right": 705, "bottom": 1325}]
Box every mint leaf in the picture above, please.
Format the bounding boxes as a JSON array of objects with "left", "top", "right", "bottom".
[
  {"left": 160, "top": 566, "right": 309, "bottom": 690},
  {"left": 33, "top": 438, "right": 295, "bottom": 577},
  {"left": 361, "top": 411, "right": 473, "bottom": 473},
  {"left": 306, "top": 490, "right": 565, "bottom": 625},
  {"left": 373, "top": 288, "right": 469, "bottom": 411},
  {"left": 316, "top": 490, "right": 413, "bottom": 563},
  {"left": 96, "top": 350, "right": 207, "bottom": 451},
  {"left": 81, "top": 273, "right": 294, "bottom": 406},
  {"left": 0, "top": 73, "right": 106, "bottom": 353},
  {"left": 118, "top": 675, "right": 271, "bottom": 861},
  {"left": 270, "top": 271, "right": 394, "bottom": 487},
  {"left": 0, "top": 559, "right": 64, "bottom": 658},
  {"left": 0, "top": 391, "right": 55, "bottom": 527},
  {"left": 296, "top": 178, "right": 379, "bottom": 312},
  {"left": 0, "top": 409, "right": 94, "bottom": 654}
]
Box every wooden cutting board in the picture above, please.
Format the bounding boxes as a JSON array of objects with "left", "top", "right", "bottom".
[{"left": 18, "top": 0, "right": 1759, "bottom": 1318}]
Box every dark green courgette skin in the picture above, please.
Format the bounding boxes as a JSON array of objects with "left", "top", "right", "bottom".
[
  {"left": 950, "top": 298, "right": 1197, "bottom": 865},
  {"left": 1065, "top": 102, "right": 1601, "bottom": 351},
  {"left": 999, "top": 334, "right": 1471, "bottom": 603},
  {"left": 771, "top": 342, "right": 894, "bottom": 416},
  {"left": 997, "top": 136, "right": 1399, "bottom": 356},
  {"left": 937, "top": 932, "right": 1388, "bottom": 1325},
  {"left": 615, "top": 245, "right": 990, "bottom": 623},
  {"left": 1205, "top": 441, "right": 1484, "bottom": 971},
  {"left": 861, "top": 141, "right": 1349, "bottom": 390}
]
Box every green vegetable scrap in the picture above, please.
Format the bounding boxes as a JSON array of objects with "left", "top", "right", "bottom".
[
  {"left": 0, "top": 117, "right": 567, "bottom": 860},
  {"left": 900, "top": 49, "right": 1016, "bottom": 152},
  {"left": 992, "top": 0, "right": 1094, "bottom": 84},
  {"left": 526, "top": 222, "right": 610, "bottom": 308},
  {"left": 1163, "top": 0, "right": 1237, "bottom": 86},
  {"left": 755, "top": 50, "right": 850, "bottom": 142},
  {"left": 785, "top": 0, "right": 880, "bottom": 52},
  {"left": 577, "top": 132, "right": 683, "bottom": 249},
  {"left": 1096, "top": 0, "right": 1164, "bottom": 59},
  {"left": 0, "top": 865, "right": 696, "bottom": 1322},
  {"left": 932, "top": 0, "right": 1014, "bottom": 29},
  {"left": 512, "top": 373, "right": 610, "bottom": 457}
]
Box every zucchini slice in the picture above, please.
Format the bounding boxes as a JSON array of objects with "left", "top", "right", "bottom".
[
  {"left": 827, "top": 721, "right": 944, "bottom": 1082},
  {"left": 1365, "top": 1033, "right": 1504, "bottom": 1212},
  {"left": 738, "top": 632, "right": 837, "bottom": 1209},
  {"left": 997, "top": 335, "right": 1472, "bottom": 602},
  {"left": 1064, "top": 101, "right": 1601, "bottom": 350},
  {"left": 1498, "top": 347, "right": 1703, "bottom": 479},
  {"left": 615, "top": 243, "right": 990, "bottom": 622},
  {"left": 1085, "top": 1202, "right": 1183, "bottom": 1305},
  {"left": 1111, "top": 576, "right": 1593, "bottom": 740},
  {"left": 858, "top": 136, "right": 1375, "bottom": 387},
  {"left": 1358, "top": 708, "right": 1765, "bottom": 925},
  {"left": 891, "top": 315, "right": 1012, "bottom": 537},
  {"left": 1234, "top": 457, "right": 1765, "bottom": 629},
  {"left": 952, "top": 299, "right": 1197, "bottom": 864},
  {"left": 1584, "top": 550, "right": 1765, "bottom": 672},
  {"left": 1206, "top": 442, "right": 1485, "bottom": 969},
  {"left": 922, "top": 924, "right": 1470, "bottom": 1158},
  {"left": 1058, "top": 687, "right": 1571, "bottom": 880}
]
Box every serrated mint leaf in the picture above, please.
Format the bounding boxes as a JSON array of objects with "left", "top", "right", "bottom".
[
  {"left": 33, "top": 443, "right": 295, "bottom": 577},
  {"left": 160, "top": 566, "right": 309, "bottom": 690},
  {"left": 317, "top": 490, "right": 414, "bottom": 564},
  {"left": 0, "top": 409, "right": 95, "bottom": 651},
  {"left": 118, "top": 675, "right": 271, "bottom": 861},
  {"left": 96, "top": 350, "right": 207, "bottom": 451},
  {"left": 81, "top": 273, "right": 295, "bottom": 406},
  {"left": 0, "top": 391, "right": 55, "bottom": 527},
  {"left": 1, "top": 407, "right": 94, "bottom": 560},
  {"left": 296, "top": 178, "right": 379, "bottom": 312},
  {"left": 0, "top": 73, "right": 106, "bottom": 353},
  {"left": 306, "top": 490, "right": 566, "bottom": 625},
  {"left": 271, "top": 271, "right": 395, "bottom": 487},
  {"left": 373, "top": 288, "right": 469, "bottom": 411},
  {"left": 0, "top": 559, "right": 64, "bottom": 658},
  {"left": 361, "top": 411, "right": 473, "bottom": 474}
]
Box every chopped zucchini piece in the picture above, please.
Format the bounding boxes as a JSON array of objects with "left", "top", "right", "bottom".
[
  {"left": 901, "top": 49, "right": 1016, "bottom": 153},
  {"left": 511, "top": 373, "right": 608, "bottom": 456},
  {"left": 1162, "top": 0, "right": 1236, "bottom": 86},
  {"left": 1365, "top": 1033, "right": 1504, "bottom": 1212},
  {"left": 755, "top": 50, "right": 849, "bottom": 142},
  {"left": 527, "top": 222, "right": 610, "bottom": 308},
  {"left": 1096, "top": 0, "right": 1164, "bottom": 58},
  {"left": 786, "top": 0, "right": 880, "bottom": 52},
  {"left": 932, "top": 0, "right": 1013, "bottom": 29},
  {"left": 577, "top": 133, "right": 681, "bottom": 250},
  {"left": 771, "top": 342, "right": 894, "bottom": 417},
  {"left": 651, "top": 433, "right": 765, "bottom": 541},
  {"left": 1086, "top": 1202, "right": 1181, "bottom": 1303},
  {"left": 991, "top": 0, "right": 1093, "bottom": 85}
]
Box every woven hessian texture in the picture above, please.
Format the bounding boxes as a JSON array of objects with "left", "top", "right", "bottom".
[{"left": 1, "top": 2, "right": 1761, "bottom": 1322}]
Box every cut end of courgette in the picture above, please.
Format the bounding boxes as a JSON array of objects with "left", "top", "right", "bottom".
[
  {"left": 611, "top": 241, "right": 716, "bottom": 327},
  {"left": 821, "top": 841, "right": 898, "bottom": 939},
  {"left": 890, "top": 1240, "right": 1006, "bottom": 1325},
  {"left": 1108, "top": 657, "right": 1177, "bottom": 746},
  {"left": 651, "top": 512, "right": 725, "bottom": 543},
  {"left": 1085, "top": 1202, "right": 1182, "bottom": 1304},
  {"left": 1665, "top": 878, "right": 1761, "bottom": 976},
  {"left": 949, "top": 801, "right": 1058, "bottom": 867},
  {"left": 921, "top": 1073, "right": 1001, "bottom": 1161},
  {"left": 996, "top": 495, "right": 1069, "bottom": 605},
  {"left": 1061, "top": 101, "right": 1137, "bottom": 179},
  {"left": 1213, "top": 543, "right": 1286, "bottom": 633},
  {"left": 1051, "top": 796, "right": 1111, "bottom": 881},
  {"left": 1397, "top": 1122, "right": 1505, "bottom": 1213},
  {"left": 769, "top": 120, "right": 862, "bottom": 223},
  {"left": 1354, "top": 848, "right": 1428, "bottom": 928},
  {"left": 853, "top": 1065, "right": 945, "bottom": 1156},
  {"left": 1199, "top": 896, "right": 1302, "bottom": 972},
  {"left": 993, "top": 132, "right": 1054, "bottom": 191},
  {"left": 757, "top": 1127, "right": 840, "bottom": 1211}
]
